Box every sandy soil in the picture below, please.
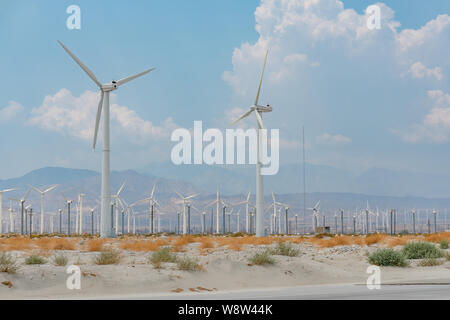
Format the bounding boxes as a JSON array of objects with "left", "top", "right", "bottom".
[{"left": 0, "top": 237, "right": 449, "bottom": 299}]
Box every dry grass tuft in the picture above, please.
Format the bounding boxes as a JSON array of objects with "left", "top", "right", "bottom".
[
  {"left": 86, "top": 239, "right": 109, "bottom": 252},
  {"left": 119, "top": 239, "right": 168, "bottom": 252},
  {"left": 36, "top": 238, "right": 77, "bottom": 251},
  {"left": 198, "top": 237, "right": 215, "bottom": 250}
]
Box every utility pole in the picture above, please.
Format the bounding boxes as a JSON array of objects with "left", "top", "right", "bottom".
[
  {"left": 222, "top": 206, "right": 226, "bottom": 234},
  {"left": 412, "top": 210, "right": 416, "bottom": 235},
  {"left": 29, "top": 208, "right": 33, "bottom": 236},
  {"left": 91, "top": 210, "right": 95, "bottom": 235},
  {"left": 285, "top": 208, "right": 289, "bottom": 235},
  {"left": 295, "top": 214, "right": 298, "bottom": 235},
  {"left": 340, "top": 209, "right": 344, "bottom": 234},
  {"left": 177, "top": 212, "right": 180, "bottom": 235},
  {"left": 187, "top": 205, "right": 191, "bottom": 235}
]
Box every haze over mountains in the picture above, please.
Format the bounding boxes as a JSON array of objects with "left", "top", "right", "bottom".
[{"left": 1, "top": 164, "right": 450, "bottom": 218}]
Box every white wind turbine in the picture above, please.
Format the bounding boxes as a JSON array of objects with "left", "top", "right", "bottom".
[
  {"left": 58, "top": 41, "right": 155, "bottom": 238},
  {"left": 204, "top": 186, "right": 222, "bottom": 234},
  {"left": 8, "top": 201, "right": 15, "bottom": 233},
  {"left": 136, "top": 181, "right": 158, "bottom": 233},
  {"left": 232, "top": 192, "right": 251, "bottom": 233},
  {"left": 112, "top": 182, "right": 126, "bottom": 234},
  {"left": 28, "top": 185, "right": 57, "bottom": 234},
  {"left": 10, "top": 189, "right": 31, "bottom": 235},
  {"left": 0, "top": 188, "right": 17, "bottom": 234},
  {"left": 308, "top": 201, "right": 320, "bottom": 233},
  {"left": 175, "top": 191, "right": 199, "bottom": 235},
  {"left": 230, "top": 49, "right": 272, "bottom": 237}
]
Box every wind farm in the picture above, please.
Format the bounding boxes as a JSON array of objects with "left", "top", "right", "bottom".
[{"left": 1, "top": 0, "right": 449, "bottom": 302}]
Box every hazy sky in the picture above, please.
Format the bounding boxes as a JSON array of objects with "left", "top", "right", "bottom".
[{"left": 0, "top": 0, "right": 449, "bottom": 179}]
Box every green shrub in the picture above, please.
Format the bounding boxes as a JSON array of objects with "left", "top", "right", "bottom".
[
  {"left": 368, "top": 248, "right": 408, "bottom": 267},
  {"left": 0, "top": 252, "right": 19, "bottom": 273},
  {"left": 94, "top": 250, "right": 121, "bottom": 265},
  {"left": 249, "top": 250, "right": 275, "bottom": 265},
  {"left": 440, "top": 239, "right": 449, "bottom": 249},
  {"left": 53, "top": 254, "right": 68, "bottom": 266},
  {"left": 176, "top": 256, "right": 202, "bottom": 271},
  {"left": 25, "top": 255, "right": 47, "bottom": 265},
  {"left": 418, "top": 258, "right": 443, "bottom": 267},
  {"left": 271, "top": 242, "right": 300, "bottom": 257},
  {"left": 149, "top": 247, "right": 177, "bottom": 268},
  {"left": 402, "top": 242, "right": 444, "bottom": 259}
]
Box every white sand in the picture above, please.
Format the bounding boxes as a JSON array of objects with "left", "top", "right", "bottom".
[{"left": 0, "top": 241, "right": 448, "bottom": 299}]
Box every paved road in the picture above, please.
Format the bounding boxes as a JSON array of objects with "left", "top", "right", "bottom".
[{"left": 108, "top": 282, "right": 450, "bottom": 300}]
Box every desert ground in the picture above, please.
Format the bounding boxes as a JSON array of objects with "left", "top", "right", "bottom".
[{"left": 0, "top": 233, "right": 449, "bottom": 299}]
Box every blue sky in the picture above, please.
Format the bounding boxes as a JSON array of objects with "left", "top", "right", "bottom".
[{"left": 0, "top": 0, "right": 449, "bottom": 179}]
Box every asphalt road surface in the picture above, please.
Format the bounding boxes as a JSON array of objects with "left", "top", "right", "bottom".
[{"left": 107, "top": 282, "right": 450, "bottom": 300}]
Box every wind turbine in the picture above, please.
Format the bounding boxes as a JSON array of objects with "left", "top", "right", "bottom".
[
  {"left": 232, "top": 192, "right": 251, "bottom": 233},
  {"left": 276, "top": 201, "right": 290, "bottom": 235},
  {"left": 205, "top": 186, "right": 222, "bottom": 234},
  {"left": 58, "top": 41, "right": 155, "bottom": 238},
  {"left": 8, "top": 201, "right": 15, "bottom": 233},
  {"left": 174, "top": 191, "right": 198, "bottom": 235},
  {"left": 112, "top": 182, "right": 126, "bottom": 234},
  {"left": 28, "top": 185, "right": 57, "bottom": 234},
  {"left": 136, "top": 181, "right": 158, "bottom": 233},
  {"left": 230, "top": 49, "right": 272, "bottom": 237},
  {"left": 62, "top": 194, "right": 74, "bottom": 236},
  {"left": 0, "top": 188, "right": 17, "bottom": 234},
  {"left": 308, "top": 201, "right": 320, "bottom": 233},
  {"left": 10, "top": 189, "right": 31, "bottom": 235}
]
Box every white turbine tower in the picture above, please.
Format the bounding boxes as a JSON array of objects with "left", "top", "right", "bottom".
[
  {"left": 230, "top": 49, "right": 272, "bottom": 237},
  {"left": 308, "top": 201, "right": 320, "bottom": 233},
  {"left": 28, "top": 185, "right": 57, "bottom": 234},
  {"left": 174, "top": 191, "right": 198, "bottom": 235},
  {"left": 58, "top": 41, "right": 155, "bottom": 238},
  {"left": 233, "top": 192, "right": 251, "bottom": 233},
  {"left": 112, "top": 182, "right": 126, "bottom": 234},
  {"left": 0, "top": 188, "right": 16, "bottom": 234}
]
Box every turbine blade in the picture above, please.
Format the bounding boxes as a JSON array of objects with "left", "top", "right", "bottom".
[
  {"left": 247, "top": 192, "right": 251, "bottom": 202},
  {"left": 117, "top": 181, "right": 126, "bottom": 196},
  {"left": 116, "top": 68, "right": 155, "bottom": 87},
  {"left": 254, "top": 49, "right": 269, "bottom": 106},
  {"left": 272, "top": 192, "right": 275, "bottom": 203},
  {"left": 23, "top": 189, "right": 31, "bottom": 201},
  {"left": 1, "top": 188, "right": 17, "bottom": 193},
  {"left": 93, "top": 91, "right": 104, "bottom": 150},
  {"left": 254, "top": 110, "right": 265, "bottom": 129},
  {"left": 174, "top": 191, "right": 184, "bottom": 200},
  {"left": 230, "top": 109, "right": 253, "bottom": 126},
  {"left": 43, "top": 185, "right": 57, "bottom": 194},
  {"left": 150, "top": 181, "right": 157, "bottom": 199},
  {"left": 27, "top": 185, "right": 42, "bottom": 194},
  {"left": 185, "top": 193, "right": 199, "bottom": 200},
  {"left": 57, "top": 41, "right": 102, "bottom": 88}
]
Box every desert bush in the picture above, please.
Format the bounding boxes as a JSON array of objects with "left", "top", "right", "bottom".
[
  {"left": 439, "top": 239, "right": 449, "bottom": 249},
  {"left": 271, "top": 242, "right": 300, "bottom": 257},
  {"left": 25, "top": 255, "right": 47, "bottom": 265},
  {"left": 368, "top": 248, "right": 408, "bottom": 267},
  {"left": 401, "top": 242, "right": 444, "bottom": 259},
  {"left": 0, "top": 252, "right": 19, "bottom": 273},
  {"left": 94, "top": 250, "right": 121, "bottom": 265},
  {"left": 149, "top": 247, "right": 177, "bottom": 268},
  {"left": 418, "top": 258, "right": 443, "bottom": 267},
  {"left": 176, "top": 256, "right": 203, "bottom": 271},
  {"left": 249, "top": 250, "right": 275, "bottom": 265},
  {"left": 119, "top": 239, "right": 168, "bottom": 252},
  {"left": 53, "top": 254, "right": 68, "bottom": 266},
  {"left": 445, "top": 252, "right": 450, "bottom": 261}
]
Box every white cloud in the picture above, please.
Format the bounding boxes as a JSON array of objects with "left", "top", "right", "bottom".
[
  {"left": 317, "top": 133, "right": 351, "bottom": 145},
  {"left": 0, "top": 101, "right": 24, "bottom": 123},
  {"left": 394, "top": 90, "right": 450, "bottom": 143},
  {"left": 409, "top": 62, "right": 443, "bottom": 81},
  {"left": 27, "top": 88, "right": 178, "bottom": 145}
]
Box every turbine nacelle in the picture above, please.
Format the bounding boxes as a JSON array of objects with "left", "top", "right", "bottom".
[
  {"left": 251, "top": 104, "right": 273, "bottom": 113},
  {"left": 101, "top": 81, "right": 119, "bottom": 92}
]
